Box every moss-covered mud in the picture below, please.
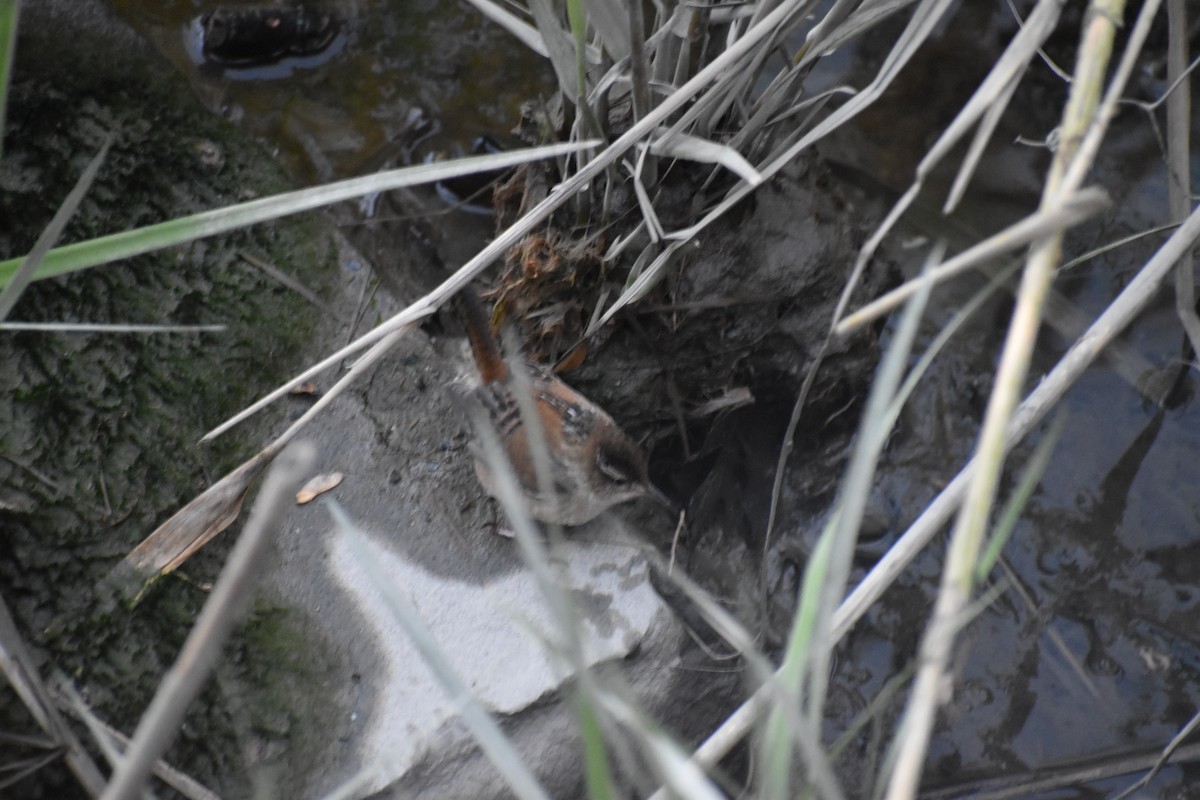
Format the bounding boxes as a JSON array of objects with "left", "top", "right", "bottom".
[{"left": 0, "top": 4, "right": 343, "bottom": 797}]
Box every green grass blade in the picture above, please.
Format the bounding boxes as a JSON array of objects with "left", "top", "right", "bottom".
[
  {"left": 760, "top": 520, "right": 835, "bottom": 800},
  {"left": 577, "top": 692, "right": 614, "bottom": 800},
  {"left": 0, "top": 0, "right": 18, "bottom": 161},
  {"left": 567, "top": 0, "right": 588, "bottom": 105},
  {"left": 565, "top": 0, "right": 605, "bottom": 146},
  {"left": 0, "top": 141, "right": 598, "bottom": 288},
  {"left": 975, "top": 413, "right": 1065, "bottom": 583}
]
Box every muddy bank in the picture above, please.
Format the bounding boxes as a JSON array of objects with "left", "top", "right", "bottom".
[{"left": 1, "top": 3, "right": 345, "bottom": 796}]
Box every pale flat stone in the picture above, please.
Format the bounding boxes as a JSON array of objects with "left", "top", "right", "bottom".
[{"left": 327, "top": 525, "right": 665, "bottom": 792}]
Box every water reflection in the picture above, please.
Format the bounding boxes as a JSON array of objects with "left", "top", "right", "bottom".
[{"left": 112, "top": 0, "right": 554, "bottom": 184}]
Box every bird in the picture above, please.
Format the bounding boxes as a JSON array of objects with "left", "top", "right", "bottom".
[{"left": 450, "top": 286, "right": 669, "bottom": 526}]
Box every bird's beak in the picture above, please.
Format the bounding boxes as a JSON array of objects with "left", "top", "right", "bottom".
[{"left": 645, "top": 482, "right": 679, "bottom": 515}]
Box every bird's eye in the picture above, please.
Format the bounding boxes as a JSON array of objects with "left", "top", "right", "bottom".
[{"left": 596, "top": 449, "right": 636, "bottom": 487}]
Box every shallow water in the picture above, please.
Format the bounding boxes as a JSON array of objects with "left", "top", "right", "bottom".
[
  {"left": 820, "top": 6, "right": 1200, "bottom": 796},
  {"left": 111, "top": 0, "right": 555, "bottom": 184}
]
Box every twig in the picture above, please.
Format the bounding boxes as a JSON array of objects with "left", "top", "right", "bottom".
[
  {"left": 885, "top": 4, "right": 1132, "bottom": 795},
  {"left": 238, "top": 250, "right": 342, "bottom": 321}
]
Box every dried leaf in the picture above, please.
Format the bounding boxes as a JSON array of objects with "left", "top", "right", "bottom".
[
  {"left": 296, "top": 472, "right": 344, "bottom": 504},
  {"left": 649, "top": 131, "right": 763, "bottom": 186},
  {"left": 113, "top": 453, "right": 270, "bottom": 603}
]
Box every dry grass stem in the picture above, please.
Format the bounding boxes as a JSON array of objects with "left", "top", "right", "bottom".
[
  {"left": 1166, "top": 0, "right": 1199, "bottom": 354},
  {"left": 885, "top": 4, "right": 1128, "bottom": 794},
  {"left": 835, "top": 187, "right": 1110, "bottom": 335},
  {"left": 674, "top": 194, "right": 1200, "bottom": 782},
  {"left": 238, "top": 249, "right": 341, "bottom": 319},
  {"left": 206, "top": 0, "right": 926, "bottom": 445},
  {"left": 205, "top": 0, "right": 826, "bottom": 441},
  {"left": 1112, "top": 709, "right": 1200, "bottom": 799},
  {"left": 0, "top": 322, "right": 226, "bottom": 333},
  {"left": 832, "top": 0, "right": 1065, "bottom": 326},
  {"left": 1057, "top": 0, "right": 1165, "bottom": 194},
  {"left": 922, "top": 742, "right": 1200, "bottom": 800}
]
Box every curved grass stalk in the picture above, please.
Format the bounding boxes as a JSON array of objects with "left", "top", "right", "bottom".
[
  {"left": 835, "top": 188, "right": 1110, "bottom": 335},
  {"left": 831, "top": 0, "right": 1066, "bottom": 329}
]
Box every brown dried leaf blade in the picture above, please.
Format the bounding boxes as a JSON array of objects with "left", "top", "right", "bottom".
[{"left": 113, "top": 453, "right": 271, "bottom": 602}]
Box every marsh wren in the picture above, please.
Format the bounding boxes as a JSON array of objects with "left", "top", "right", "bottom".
[{"left": 451, "top": 287, "right": 666, "bottom": 526}]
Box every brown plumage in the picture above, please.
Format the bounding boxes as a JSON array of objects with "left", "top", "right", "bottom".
[{"left": 452, "top": 287, "right": 666, "bottom": 525}]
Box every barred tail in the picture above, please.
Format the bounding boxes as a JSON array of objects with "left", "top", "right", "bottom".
[{"left": 456, "top": 285, "right": 508, "bottom": 384}]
